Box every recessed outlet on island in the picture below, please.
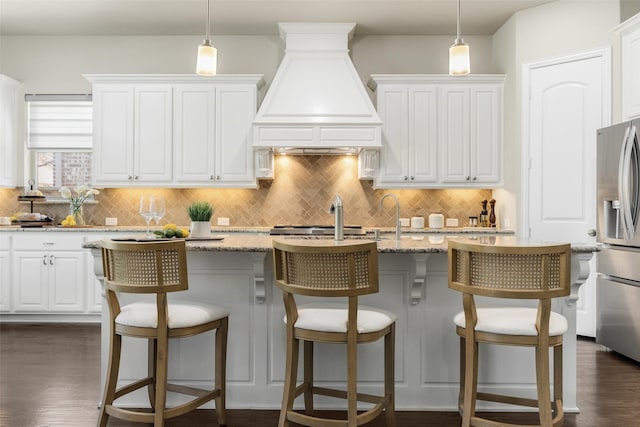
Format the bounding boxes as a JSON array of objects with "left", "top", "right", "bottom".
[{"left": 217, "top": 217, "right": 230, "bottom": 226}]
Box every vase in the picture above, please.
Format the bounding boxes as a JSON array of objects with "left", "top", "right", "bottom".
[
  {"left": 190, "top": 221, "right": 211, "bottom": 238},
  {"left": 69, "top": 204, "right": 85, "bottom": 226}
]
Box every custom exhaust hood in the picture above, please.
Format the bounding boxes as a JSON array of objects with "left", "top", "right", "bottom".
[{"left": 253, "top": 23, "right": 382, "bottom": 154}]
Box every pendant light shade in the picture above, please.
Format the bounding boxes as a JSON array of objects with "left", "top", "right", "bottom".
[
  {"left": 449, "top": 0, "right": 470, "bottom": 76},
  {"left": 196, "top": 0, "right": 217, "bottom": 76}
]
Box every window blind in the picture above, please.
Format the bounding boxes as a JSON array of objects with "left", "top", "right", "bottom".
[{"left": 26, "top": 94, "right": 93, "bottom": 149}]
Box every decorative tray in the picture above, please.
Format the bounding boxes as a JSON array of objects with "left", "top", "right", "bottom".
[
  {"left": 110, "top": 235, "right": 225, "bottom": 242},
  {"left": 12, "top": 219, "right": 54, "bottom": 228}
]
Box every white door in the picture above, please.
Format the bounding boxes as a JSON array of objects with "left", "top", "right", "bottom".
[{"left": 524, "top": 49, "right": 610, "bottom": 337}]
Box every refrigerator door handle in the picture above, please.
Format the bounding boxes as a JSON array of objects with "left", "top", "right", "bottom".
[{"left": 618, "top": 125, "right": 635, "bottom": 240}]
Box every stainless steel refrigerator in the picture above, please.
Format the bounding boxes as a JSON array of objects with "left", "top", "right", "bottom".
[{"left": 596, "top": 119, "right": 640, "bottom": 362}]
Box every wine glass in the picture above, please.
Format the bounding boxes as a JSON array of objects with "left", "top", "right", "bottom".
[
  {"left": 139, "top": 195, "right": 156, "bottom": 238},
  {"left": 153, "top": 196, "right": 165, "bottom": 226}
]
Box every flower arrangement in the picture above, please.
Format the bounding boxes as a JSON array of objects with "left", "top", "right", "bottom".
[{"left": 59, "top": 185, "right": 99, "bottom": 226}]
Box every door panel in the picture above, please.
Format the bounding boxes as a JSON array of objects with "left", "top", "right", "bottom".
[{"left": 526, "top": 50, "right": 609, "bottom": 337}]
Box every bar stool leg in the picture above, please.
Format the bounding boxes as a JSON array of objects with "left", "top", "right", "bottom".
[
  {"left": 98, "top": 332, "right": 121, "bottom": 427},
  {"left": 279, "top": 331, "right": 299, "bottom": 427},
  {"left": 553, "top": 344, "right": 564, "bottom": 421},
  {"left": 384, "top": 324, "right": 396, "bottom": 427},
  {"left": 148, "top": 339, "right": 157, "bottom": 410},
  {"left": 303, "top": 340, "right": 314, "bottom": 413},
  {"left": 154, "top": 333, "right": 169, "bottom": 427},
  {"left": 461, "top": 334, "right": 478, "bottom": 427},
  {"left": 347, "top": 333, "right": 357, "bottom": 427},
  {"left": 215, "top": 317, "right": 228, "bottom": 426}
]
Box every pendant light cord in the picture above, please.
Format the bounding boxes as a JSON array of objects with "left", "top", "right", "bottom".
[
  {"left": 456, "top": 0, "right": 461, "bottom": 41},
  {"left": 205, "top": 0, "right": 211, "bottom": 41}
]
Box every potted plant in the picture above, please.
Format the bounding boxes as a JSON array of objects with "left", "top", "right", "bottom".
[{"left": 187, "top": 201, "right": 214, "bottom": 238}]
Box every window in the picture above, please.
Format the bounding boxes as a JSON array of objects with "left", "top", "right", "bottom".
[{"left": 26, "top": 94, "right": 93, "bottom": 190}]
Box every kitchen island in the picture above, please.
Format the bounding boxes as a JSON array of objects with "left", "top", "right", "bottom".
[{"left": 85, "top": 233, "right": 596, "bottom": 413}]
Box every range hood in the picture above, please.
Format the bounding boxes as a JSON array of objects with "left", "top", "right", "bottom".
[{"left": 253, "top": 23, "right": 382, "bottom": 153}]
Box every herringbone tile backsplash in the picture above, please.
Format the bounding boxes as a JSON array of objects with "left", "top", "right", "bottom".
[{"left": 1, "top": 156, "right": 492, "bottom": 227}]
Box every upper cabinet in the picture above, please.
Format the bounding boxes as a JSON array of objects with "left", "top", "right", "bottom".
[
  {"left": 368, "top": 75, "right": 504, "bottom": 189},
  {"left": 92, "top": 84, "right": 173, "bottom": 185},
  {"left": 85, "top": 75, "right": 264, "bottom": 188},
  {"left": 0, "top": 75, "right": 22, "bottom": 188},
  {"left": 615, "top": 13, "right": 640, "bottom": 121}
]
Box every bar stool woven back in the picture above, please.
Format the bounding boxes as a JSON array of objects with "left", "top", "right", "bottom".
[
  {"left": 448, "top": 239, "right": 571, "bottom": 427},
  {"left": 99, "top": 239, "right": 229, "bottom": 427},
  {"left": 272, "top": 240, "right": 396, "bottom": 427}
]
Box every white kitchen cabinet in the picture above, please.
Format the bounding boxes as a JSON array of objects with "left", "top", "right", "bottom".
[
  {"left": 0, "top": 234, "right": 10, "bottom": 312},
  {"left": 368, "top": 75, "right": 503, "bottom": 188},
  {"left": 372, "top": 82, "right": 438, "bottom": 187},
  {"left": 92, "top": 84, "right": 173, "bottom": 186},
  {"left": 440, "top": 83, "right": 503, "bottom": 185},
  {"left": 616, "top": 13, "right": 640, "bottom": 120},
  {"left": 174, "top": 83, "right": 258, "bottom": 187},
  {"left": 0, "top": 75, "right": 22, "bottom": 188},
  {"left": 11, "top": 235, "right": 85, "bottom": 313},
  {"left": 86, "top": 74, "right": 264, "bottom": 188}
]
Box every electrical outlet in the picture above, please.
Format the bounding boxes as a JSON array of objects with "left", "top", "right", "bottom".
[
  {"left": 217, "top": 217, "right": 230, "bottom": 226},
  {"left": 105, "top": 217, "right": 118, "bottom": 226},
  {"left": 400, "top": 218, "right": 410, "bottom": 227}
]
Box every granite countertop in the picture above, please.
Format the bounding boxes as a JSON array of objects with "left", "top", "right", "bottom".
[{"left": 82, "top": 232, "right": 599, "bottom": 254}]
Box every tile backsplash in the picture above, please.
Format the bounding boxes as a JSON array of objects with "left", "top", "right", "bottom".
[{"left": 1, "top": 156, "right": 492, "bottom": 227}]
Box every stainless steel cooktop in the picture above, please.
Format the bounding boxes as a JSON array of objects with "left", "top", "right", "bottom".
[{"left": 269, "top": 225, "right": 366, "bottom": 236}]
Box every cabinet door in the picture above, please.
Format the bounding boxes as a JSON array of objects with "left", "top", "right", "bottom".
[
  {"left": 622, "top": 19, "right": 640, "bottom": 120},
  {"left": 439, "top": 86, "right": 471, "bottom": 183},
  {"left": 0, "top": 75, "right": 20, "bottom": 187},
  {"left": 470, "top": 85, "right": 501, "bottom": 184},
  {"left": 48, "top": 251, "right": 85, "bottom": 312},
  {"left": 134, "top": 85, "right": 173, "bottom": 183},
  {"left": 92, "top": 85, "right": 135, "bottom": 183},
  {"left": 0, "top": 251, "right": 10, "bottom": 312},
  {"left": 215, "top": 85, "right": 256, "bottom": 186},
  {"left": 410, "top": 86, "right": 438, "bottom": 183},
  {"left": 174, "top": 85, "right": 216, "bottom": 183},
  {"left": 376, "top": 85, "right": 410, "bottom": 186},
  {"left": 12, "top": 251, "right": 48, "bottom": 312}
]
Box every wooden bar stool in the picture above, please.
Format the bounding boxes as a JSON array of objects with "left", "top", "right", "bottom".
[
  {"left": 272, "top": 240, "right": 396, "bottom": 427},
  {"left": 448, "top": 239, "right": 571, "bottom": 427},
  {"left": 98, "top": 239, "right": 228, "bottom": 427}
]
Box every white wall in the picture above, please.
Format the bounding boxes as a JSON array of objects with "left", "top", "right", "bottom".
[{"left": 492, "top": 0, "right": 621, "bottom": 234}]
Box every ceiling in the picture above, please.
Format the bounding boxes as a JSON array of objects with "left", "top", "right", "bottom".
[{"left": 0, "top": 0, "right": 557, "bottom": 37}]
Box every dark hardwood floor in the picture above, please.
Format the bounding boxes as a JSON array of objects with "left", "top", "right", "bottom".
[{"left": 1, "top": 323, "right": 639, "bottom": 426}]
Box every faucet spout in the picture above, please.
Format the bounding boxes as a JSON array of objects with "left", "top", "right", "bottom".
[
  {"left": 329, "top": 194, "right": 344, "bottom": 241},
  {"left": 379, "top": 194, "right": 401, "bottom": 241}
]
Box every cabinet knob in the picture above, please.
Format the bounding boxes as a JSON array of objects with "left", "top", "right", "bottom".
[
  {"left": 49, "top": 255, "right": 54, "bottom": 265},
  {"left": 587, "top": 229, "right": 597, "bottom": 237},
  {"left": 210, "top": 175, "right": 215, "bottom": 180},
  {"left": 466, "top": 176, "right": 470, "bottom": 181},
  {"left": 410, "top": 176, "right": 415, "bottom": 180},
  {"left": 472, "top": 176, "right": 477, "bottom": 181},
  {"left": 134, "top": 175, "right": 138, "bottom": 180},
  {"left": 216, "top": 175, "right": 221, "bottom": 180},
  {"left": 403, "top": 176, "right": 408, "bottom": 181},
  {"left": 128, "top": 175, "right": 133, "bottom": 180},
  {"left": 42, "top": 255, "right": 47, "bottom": 266}
]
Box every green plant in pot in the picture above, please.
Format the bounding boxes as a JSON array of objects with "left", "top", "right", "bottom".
[{"left": 187, "top": 201, "right": 214, "bottom": 238}]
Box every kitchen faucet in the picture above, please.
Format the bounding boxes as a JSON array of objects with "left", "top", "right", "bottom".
[
  {"left": 379, "top": 194, "right": 401, "bottom": 241},
  {"left": 328, "top": 194, "right": 344, "bottom": 241}
]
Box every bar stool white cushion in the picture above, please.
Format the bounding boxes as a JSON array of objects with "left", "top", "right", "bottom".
[
  {"left": 286, "top": 303, "right": 397, "bottom": 334},
  {"left": 117, "top": 301, "right": 230, "bottom": 329},
  {"left": 453, "top": 307, "right": 568, "bottom": 337}
]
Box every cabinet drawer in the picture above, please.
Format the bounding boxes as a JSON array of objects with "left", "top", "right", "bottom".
[{"left": 13, "top": 234, "right": 85, "bottom": 251}]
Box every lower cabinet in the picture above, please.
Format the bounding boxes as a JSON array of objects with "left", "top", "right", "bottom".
[
  {"left": 0, "top": 232, "right": 107, "bottom": 322},
  {"left": 0, "top": 234, "right": 10, "bottom": 312},
  {"left": 11, "top": 235, "right": 86, "bottom": 313},
  {"left": 12, "top": 250, "right": 85, "bottom": 312}
]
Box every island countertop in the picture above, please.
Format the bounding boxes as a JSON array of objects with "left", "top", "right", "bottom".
[{"left": 82, "top": 232, "right": 599, "bottom": 254}]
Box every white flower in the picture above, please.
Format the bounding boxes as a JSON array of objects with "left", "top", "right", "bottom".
[{"left": 59, "top": 185, "right": 99, "bottom": 207}]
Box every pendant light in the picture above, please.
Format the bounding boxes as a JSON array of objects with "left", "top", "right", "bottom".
[
  {"left": 449, "top": 0, "right": 470, "bottom": 76},
  {"left": 196, "top": 0, "right": 217, "bottom": 76}
]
